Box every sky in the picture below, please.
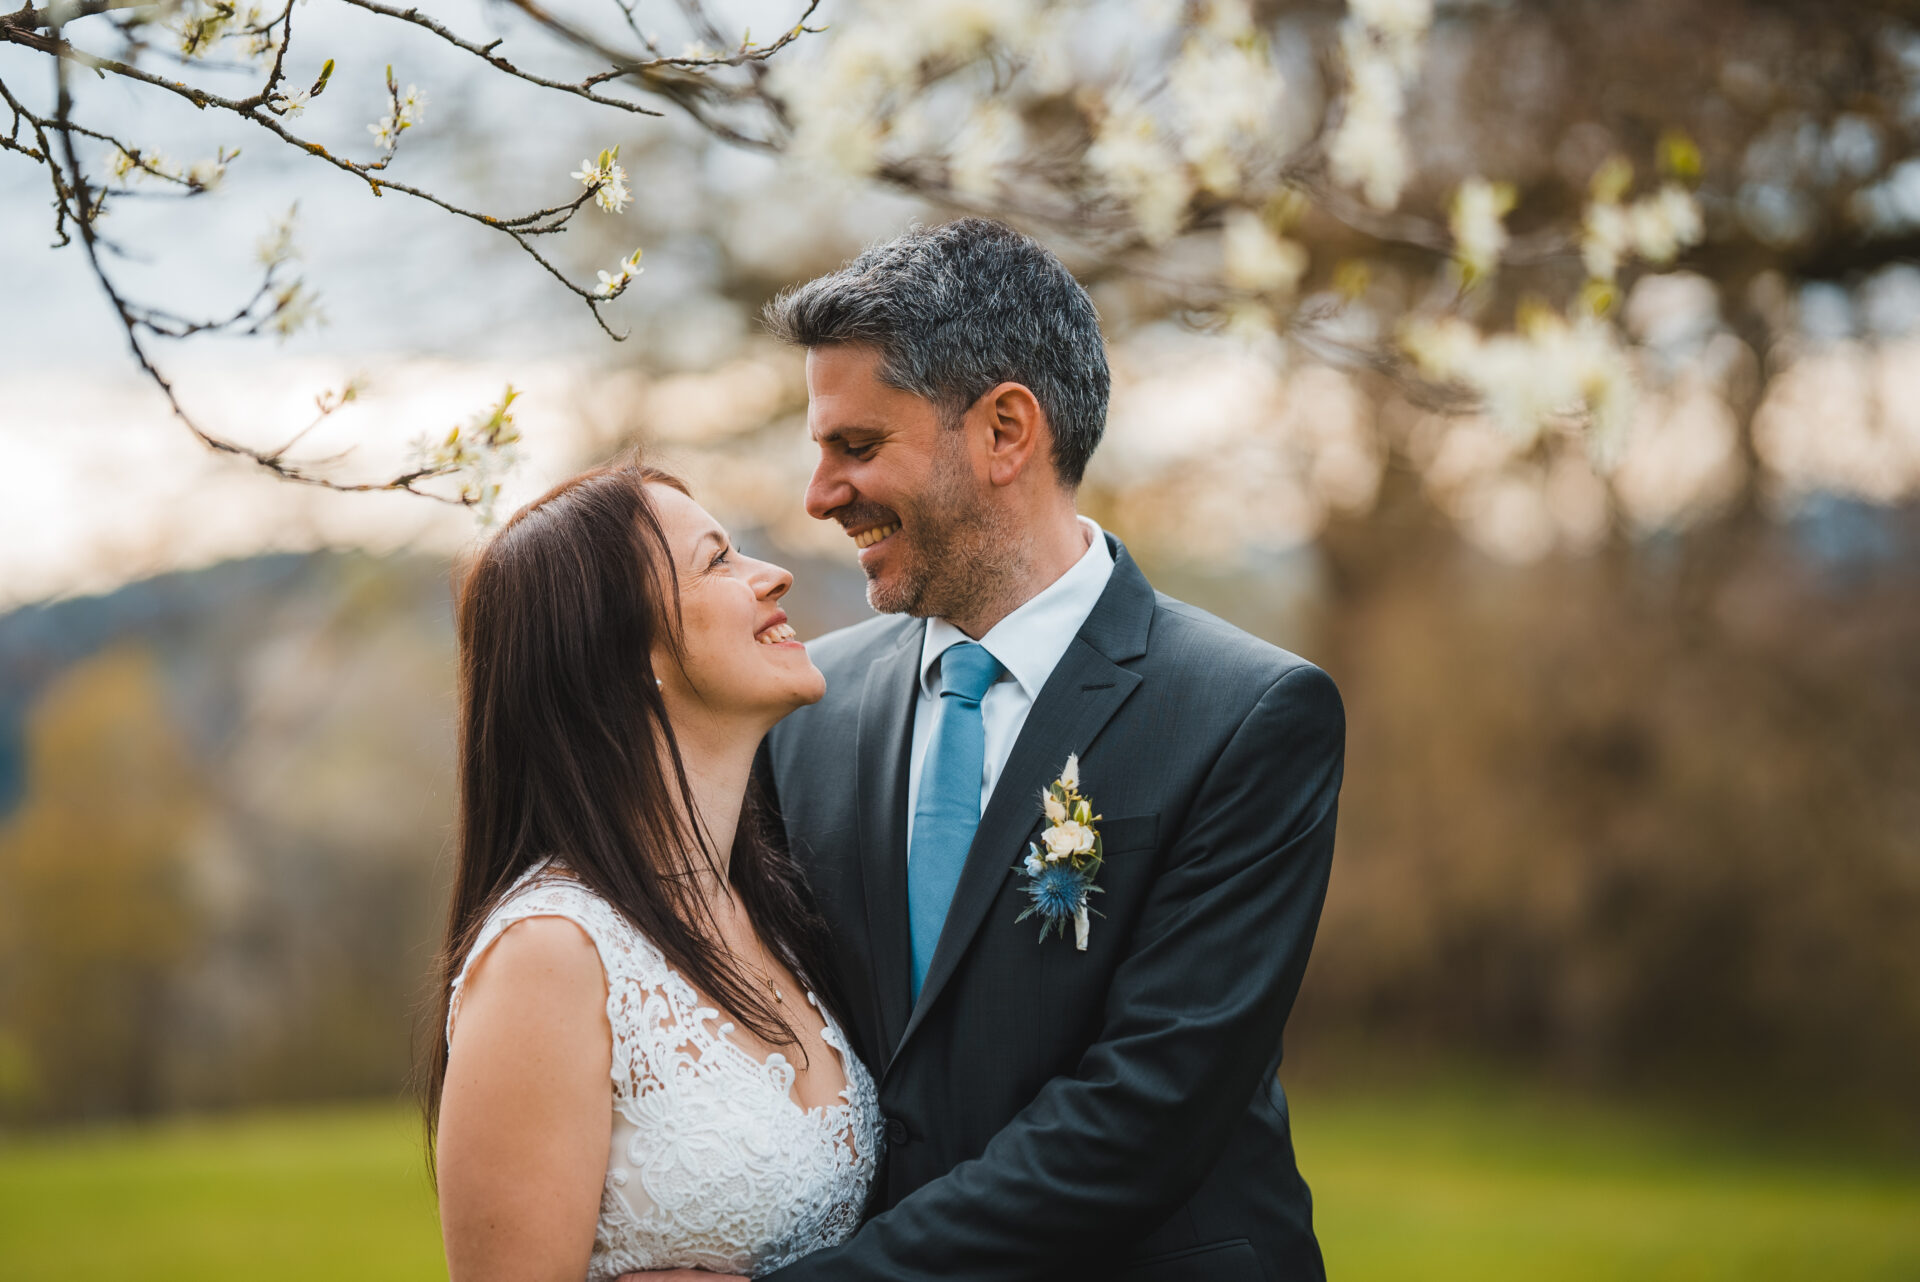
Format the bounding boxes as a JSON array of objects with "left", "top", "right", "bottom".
[{"left": 0, "top": 0, "right": 831, "bottom": 609}]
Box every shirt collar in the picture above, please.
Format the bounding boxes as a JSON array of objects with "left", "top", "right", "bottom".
[{"left": 919, "top": 516, "right": 1115, "bottom": 701}]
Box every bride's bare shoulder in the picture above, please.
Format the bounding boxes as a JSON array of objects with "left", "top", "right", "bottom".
[{"left": 454, "top": 913, "right": 608, "bottom": 1038}]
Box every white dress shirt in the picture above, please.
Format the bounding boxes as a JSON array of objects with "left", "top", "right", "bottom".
[{"left": 906, "top": 516, "right": 1115, "bottom": 853}]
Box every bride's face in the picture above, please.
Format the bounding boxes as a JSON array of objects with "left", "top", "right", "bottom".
[{"left": 647, "top": 483, "right": 825, "bottom": 721}]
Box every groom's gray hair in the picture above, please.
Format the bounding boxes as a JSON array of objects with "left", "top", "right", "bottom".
[{"left": 763, "top": 218, "right": 1110, "bottom": 487}]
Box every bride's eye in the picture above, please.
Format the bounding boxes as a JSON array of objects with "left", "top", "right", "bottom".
[{"left": 709, "top": 545, "right": 731, "bottom": 570}]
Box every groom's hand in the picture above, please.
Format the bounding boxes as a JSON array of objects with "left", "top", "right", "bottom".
[{"left": 615, "top": 1272, "right": 746, "bottom": 1281}]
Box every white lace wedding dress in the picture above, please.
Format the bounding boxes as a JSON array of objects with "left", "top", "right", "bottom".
[{"left": 447, "top": 862, "right": 881, "bottom": 1279}]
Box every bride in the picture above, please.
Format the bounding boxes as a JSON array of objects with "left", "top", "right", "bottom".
[{"left": 425, "top": 460, "right": 879, "bottom": 1281}]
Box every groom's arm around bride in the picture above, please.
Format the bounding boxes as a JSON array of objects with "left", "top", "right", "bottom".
[{"left": 749, "top": 219, "right": 1346, "bottom": 1282}]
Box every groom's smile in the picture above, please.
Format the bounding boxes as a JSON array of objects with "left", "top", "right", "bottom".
[{"left": 850, "top": 523, "right": 899, "bottom": 550}]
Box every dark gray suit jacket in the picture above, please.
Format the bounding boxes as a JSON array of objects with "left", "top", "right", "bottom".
[{"left": 759, "top": 536, "right": 1343, "bottom": 1282}]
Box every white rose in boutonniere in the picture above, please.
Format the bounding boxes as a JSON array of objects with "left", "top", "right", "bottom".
[
  {"left": 1041, "top": 820, "right": 1097, "bottom": 861},
  {"left": 1015, "top": 753, "right": 1109, "bottom": 950}
]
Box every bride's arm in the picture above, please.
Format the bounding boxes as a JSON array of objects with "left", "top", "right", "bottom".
[{"left": 438, "top": 916, "right": 614, "bottom": 1282}]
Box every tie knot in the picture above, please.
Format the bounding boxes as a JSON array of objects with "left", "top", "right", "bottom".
[{"left": 937, "top": 642, "right": 1002, "bottom": 703}]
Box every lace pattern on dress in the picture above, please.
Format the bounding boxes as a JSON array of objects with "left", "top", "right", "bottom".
[{"left": 448, "top": 862, "right": 879, "bottom": 1279}]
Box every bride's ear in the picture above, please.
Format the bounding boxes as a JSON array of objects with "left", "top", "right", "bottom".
[{"left": 979, "top": 381, "right": 1046, "bottom": 488}]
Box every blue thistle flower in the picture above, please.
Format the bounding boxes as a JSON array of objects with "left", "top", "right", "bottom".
[{"left": 1030, "top": 862, "right": 1086, "bottom": 918}]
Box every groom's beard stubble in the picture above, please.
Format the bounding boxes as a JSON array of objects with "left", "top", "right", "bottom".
[{"left": 864, "top": 443, "right": 1024, "bottom": 625}]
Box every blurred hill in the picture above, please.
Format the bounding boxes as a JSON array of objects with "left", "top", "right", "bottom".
[
  {"left": 1, "top": 506, "right": 1916, "bottom": 1139},
  {"left": 0, "top": 554, "right": 458, "bottom": 1122}
]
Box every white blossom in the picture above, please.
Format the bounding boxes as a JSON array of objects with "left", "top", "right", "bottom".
[
  {"left": 268, "top": 280, "right": 323, "bottom": 339},
  {"left": 175, "top": 0, "right": 234, "bottom": 56},
  {"left": 1583, "top": 182, "right": 1703, "bottom": 280},
  {"left": 1328, "top": 0, "right": 1432, "bottom": 211},
  {"left": 410, "top": 386, "right": 525, "bottom": 525},
  {"left": 1582, "top": 199, "right": 1631, "bottom": 281},
  {"left": 1629, "top": 184, "right": 1704, "bottom": 264},
  {"left": 396, "top": 84, "right": 427, "bottom": 130},
  {"left": 774, "top": 0, "right": 1034, "bottom": 179},
  {"left": 1197, "top": 0, "right": 1258, "bottom": 40},
  {"left": 1223, "top": 208, "right": 1308, "bottom": 295},
  {"left": 256, "top": 205, "right": 301, "bottom": 268},
  {"left": 237, "top": 5, "right": 271, "bottom": 58},
  {"left": 1404, "top": 308, "right": 1636, "bottom": 452},
  {"left": 1168, "top": 26, "right": 1284, "bottom": 196},
  {"left": 572, "top": 146, "right": 632, "bottom": 215},
  {"left": 1086, "top": 92, "right": 1191, "bottom": 243},
  {"left": 368, "top": 81, "right": 425, "bottom": 152},
  {"left": 1348, "top": 0, "right": 1434, "bottom": 55},
  {"left": 593, "top": 246, "right": 646, "bottom": 299},
  {"left": 948, "top": 101, "right": 1022, "bottom": 199},
  {"left": 187, "top": 157, "right": 227, "bottom": 190},
  {"left": 112, "top": 148, "right": 178, "bottom": 183},
  {"left": 914, "top": 0, "right": 1036, "bottom": 61},
  {"left": 1451, "top": 178, "right": 1516, "bottom": 282},
  {"left": 595, "top": 167, "right": 631, "bottom": 214}
]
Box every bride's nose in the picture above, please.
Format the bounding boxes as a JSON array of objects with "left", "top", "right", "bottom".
[{"left": 754, "top": 558, "right": 793, "bottom": 602}]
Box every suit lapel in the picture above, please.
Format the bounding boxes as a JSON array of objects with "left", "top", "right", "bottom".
[
  {"left": 891, "top": 542, "right": 1155, "bottom": 1064},
  {"left": 855, "top": 620, "right": 925, "bottom": 1058}
]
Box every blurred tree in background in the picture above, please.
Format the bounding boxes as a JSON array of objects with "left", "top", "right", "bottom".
[
  {"left": 0, "top": 558, "right": 454, "bottom": 1123},
  {"left": 1299, "top": 507, "right": 1920, "bottom": 1123},
  {"left": 0, "top": 647, "right": 203, "bottom": 1121}
]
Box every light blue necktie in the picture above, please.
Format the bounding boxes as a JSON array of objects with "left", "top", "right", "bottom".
[{"left": 907, "top": 641, "right": 1003, "bottom": 1003}]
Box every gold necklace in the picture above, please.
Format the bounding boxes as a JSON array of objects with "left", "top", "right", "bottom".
[{"left": 752, "top": 964, "right": 785, "bottom": 1005}]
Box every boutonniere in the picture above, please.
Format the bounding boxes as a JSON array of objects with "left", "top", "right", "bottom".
[{"left": 1014, "top": 754, "right": 1105, "bottom": 951}]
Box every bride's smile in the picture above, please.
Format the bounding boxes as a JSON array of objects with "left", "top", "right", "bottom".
[{"left": 643, "top": 480, "right": 825, "bottom": 721}]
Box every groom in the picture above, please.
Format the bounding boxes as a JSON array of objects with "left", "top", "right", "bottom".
[{"left": 766, "top": 219, "right": 1341, "bottom": 1280}]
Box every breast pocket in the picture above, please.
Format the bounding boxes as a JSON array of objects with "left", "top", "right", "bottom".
[{"left": 1097, "top": 812, "right": 1160, "bottom": 856}]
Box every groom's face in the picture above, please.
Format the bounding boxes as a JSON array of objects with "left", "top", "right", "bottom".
[{"left": 804, "top": 344, "right": 1007, "bottom": 619}]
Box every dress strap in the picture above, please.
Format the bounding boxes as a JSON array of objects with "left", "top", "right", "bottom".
[{"left": 446, "top": 864, "right": 656, "bottom": 1086}]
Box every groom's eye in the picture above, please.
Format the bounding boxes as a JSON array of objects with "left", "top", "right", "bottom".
[{"left": 845, "top": 443, "right": 877, "bottom": 461}]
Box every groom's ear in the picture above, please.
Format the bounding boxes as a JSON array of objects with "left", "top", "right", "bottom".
[{"left": 978, "top": 381, "right": 1050, "bottom": 489}]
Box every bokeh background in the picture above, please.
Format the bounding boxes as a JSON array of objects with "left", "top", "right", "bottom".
[{"left": 4, "top": 0, "right": 1919, "bottom": 1279}]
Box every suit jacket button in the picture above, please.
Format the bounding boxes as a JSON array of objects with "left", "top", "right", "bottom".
[{"left": 885, "top": 1117, "right": 908, "bottom": 1146}]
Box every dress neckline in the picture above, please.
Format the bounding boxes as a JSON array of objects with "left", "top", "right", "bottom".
[{"left": 521, "top": 859, "right": 865, "bottom": 1125}]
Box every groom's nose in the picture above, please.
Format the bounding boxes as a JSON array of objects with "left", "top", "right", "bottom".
[{"left": 805, "top": 454, "right": 852, "bottom": 522}]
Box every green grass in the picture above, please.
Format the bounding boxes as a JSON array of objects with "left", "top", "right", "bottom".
[
  {"left": 0, "top": 1102, "right": 445, "bottom": 1282},
  {"left": 1, "top": 1086, "right": 1916, "bottom": 1281},
  {"left": 1298, "top": 1081, "right": 1920, "bottom": 1281}
]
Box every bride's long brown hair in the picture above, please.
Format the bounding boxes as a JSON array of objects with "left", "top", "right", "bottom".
[{"left": 422, "top": 460, "right": 836, "bottom": 1176}]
